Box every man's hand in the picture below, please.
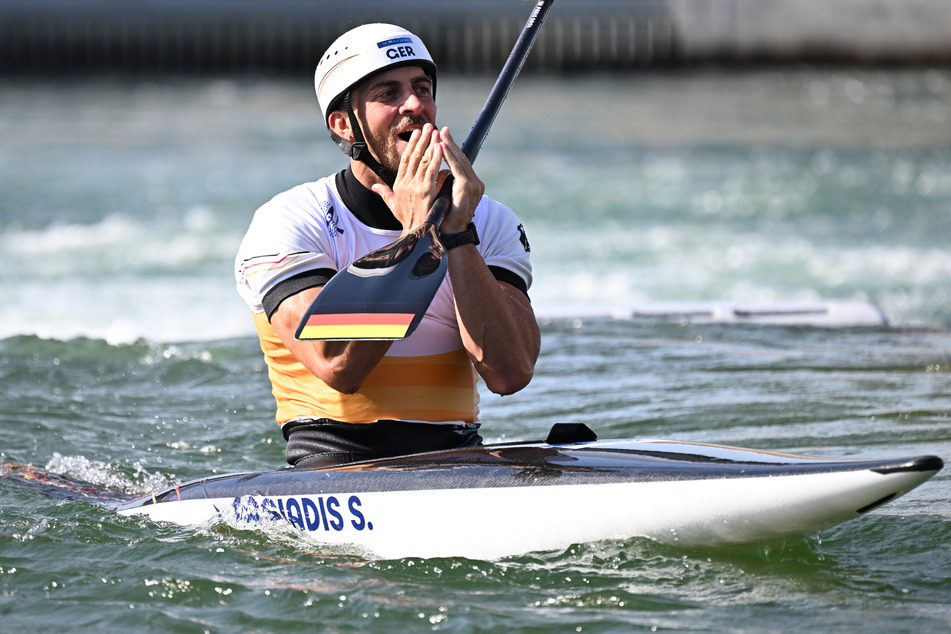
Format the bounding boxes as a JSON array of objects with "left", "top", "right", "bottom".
[
  {"left": 371, "top": 123, "right": 442, "bottom": 233},
  {"left": 435, "top": 126, "right": 485, "bottom": 234},
  {"left": 371, "top": 124, "right": 484, "bottom": 235}
]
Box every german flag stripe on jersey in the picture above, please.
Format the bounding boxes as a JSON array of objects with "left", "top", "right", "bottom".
[{"left": 298, "top": 312, "right": 415, "bottom": 340}]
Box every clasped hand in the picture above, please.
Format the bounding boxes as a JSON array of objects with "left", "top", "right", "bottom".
[{"left": 371, "top": 124, "right": 485, "bottom": 236}]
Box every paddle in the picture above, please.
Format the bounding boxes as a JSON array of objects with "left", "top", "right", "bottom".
[{"left": 296, "top": 0, "right": 556, "bottom": 341}]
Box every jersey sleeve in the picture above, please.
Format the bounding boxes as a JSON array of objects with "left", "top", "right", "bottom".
[
  {"left": 235, "top": 182, "right": 338, "bottom": 317},
  {"left": 475, "top": 197, "right": 533, "bottom": 295}
]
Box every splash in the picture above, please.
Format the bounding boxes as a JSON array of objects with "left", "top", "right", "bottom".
[{"left": 45, "top": 453, "right": 173, "bottom": 496}]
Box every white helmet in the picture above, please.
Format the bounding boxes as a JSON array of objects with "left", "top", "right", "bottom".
[{"left": 314, "top": 23, "right": 438, "bottom": 126}]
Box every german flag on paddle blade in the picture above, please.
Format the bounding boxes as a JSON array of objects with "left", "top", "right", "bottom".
[{"left": 296, "top": 309, "right": 417, "bottom": 341}]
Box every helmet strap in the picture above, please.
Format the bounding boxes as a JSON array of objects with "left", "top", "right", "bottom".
[{"left": 330, "top": 92, "right": 396, "bottom": 188}]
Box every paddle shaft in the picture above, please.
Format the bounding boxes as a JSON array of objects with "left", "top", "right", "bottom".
[
  {"left": 462, "top": 0, "right": 555, "bottom": 163},
  {"left": 426, "top": 0, "right": 556, "bottom": 229}
]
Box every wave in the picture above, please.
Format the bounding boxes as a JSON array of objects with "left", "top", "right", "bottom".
[{"left": 3, "top": 213, "right": 949, "bottom": 343}]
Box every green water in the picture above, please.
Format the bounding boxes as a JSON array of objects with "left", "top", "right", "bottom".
[
  {"left": 2, "top": 323, "right": 949, "bottom": 632},
  {"left": 2, "top": 69, "right": 951, "bottom": 631}
]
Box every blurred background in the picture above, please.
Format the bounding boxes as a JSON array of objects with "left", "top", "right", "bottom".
[
  {"left": 3, "top": 0, "right": 950, "bottom": 74},
  {"left": 2, "top": 5, "right": 950, "bottom": 631},
  {"left": 2, "top": 0, "right": 950, "bottom": 342}
]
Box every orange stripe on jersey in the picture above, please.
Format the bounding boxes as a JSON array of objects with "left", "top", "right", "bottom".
[
  {"left": 252, "top": 311, "right": 479, "bottom": 425},
  {"left": 361, "top": 355, "right": 475, "bottom": 389}
]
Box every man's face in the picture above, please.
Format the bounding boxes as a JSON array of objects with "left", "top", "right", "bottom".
[{"left": 350, "top": 65, "right": 437, "bottom": 174}]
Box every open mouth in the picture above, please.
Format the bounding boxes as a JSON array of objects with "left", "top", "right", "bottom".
[{"left": 396, "top": 121, "right": 429, "bottom": 143}]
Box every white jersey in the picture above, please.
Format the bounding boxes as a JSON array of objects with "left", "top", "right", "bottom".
[{"left": 235, "top": 173, "right": 532, "bottom": 425}]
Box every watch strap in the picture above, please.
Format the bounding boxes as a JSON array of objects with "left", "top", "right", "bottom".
[{"left": 439, "top": 223, "right": 480, "bottom": 250}]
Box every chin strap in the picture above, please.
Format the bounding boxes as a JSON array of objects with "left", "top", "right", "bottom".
[{"left": 329, "top": 92, "right": 396, "bottom": 187}]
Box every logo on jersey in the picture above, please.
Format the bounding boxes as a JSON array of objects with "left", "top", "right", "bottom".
[
  {"left": 323, "top": 203, "right": 344, "bottom": 237},
  {"left": 517, "top": 224, "right": 531, "bottom": 252}
]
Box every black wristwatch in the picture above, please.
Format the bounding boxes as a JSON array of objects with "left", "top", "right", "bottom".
[{"left": 439, "top": 223, "right": 480, "bottom": 250}]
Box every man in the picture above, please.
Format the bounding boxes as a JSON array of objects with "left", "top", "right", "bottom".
[{"left": 235, "top": 24, "right": 540, "bottom": 468}]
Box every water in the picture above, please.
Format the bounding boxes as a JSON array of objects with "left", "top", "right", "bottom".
[{"left": 2, "top": 70, "right": 950, "bottom": 632}]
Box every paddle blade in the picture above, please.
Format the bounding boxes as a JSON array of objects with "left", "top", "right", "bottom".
[{"left": 295, "top": 224, "right": 447, "bottom": 341}]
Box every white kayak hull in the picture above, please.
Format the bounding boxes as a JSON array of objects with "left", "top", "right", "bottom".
[{"left": 116, "top": 429, "right": 942, "bottom": 559}]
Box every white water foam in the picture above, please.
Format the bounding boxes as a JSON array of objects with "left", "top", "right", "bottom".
[
  {"left": 45, "top": 453, "right": 173, "bottom": 496},
  {"left": 2, "top": 210, "right": 254, "bottom": 344}
]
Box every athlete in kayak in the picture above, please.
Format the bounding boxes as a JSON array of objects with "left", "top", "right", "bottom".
[{"left": 235, "top": 24, "right": 540, "bottom": 467}]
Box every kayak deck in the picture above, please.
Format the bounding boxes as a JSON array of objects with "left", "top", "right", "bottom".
[
  {"left": 119, "top": 438, "right": 942, "bottom": 505},
  {"left": 115, "top": 430, "right": 943, "bottom": 558}
]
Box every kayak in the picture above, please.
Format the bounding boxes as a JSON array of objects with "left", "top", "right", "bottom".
[{"left": 115, "top": 424, "right": 942, "bottom": 559}]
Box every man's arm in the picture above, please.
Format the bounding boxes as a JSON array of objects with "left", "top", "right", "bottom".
[
  {"left": 448, "top": 249, "right": 540, "bottom": 395},
  {"left": 435, "top": 126, "right": 540, "bottom": 395},
  {"left": 269, "top": 286, "right": 393, "bottom": 395}
]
